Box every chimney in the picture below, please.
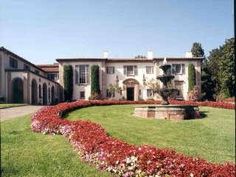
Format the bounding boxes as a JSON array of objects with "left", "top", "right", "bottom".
[
  {"left": 147, "top": 50, "right": 154, "bottom": 59},
  {"left": 185, "top": 51, "right": 193, "bottom": 58},
  {"left": 103, "top": 51, "right": 109, "bottom": 58}
]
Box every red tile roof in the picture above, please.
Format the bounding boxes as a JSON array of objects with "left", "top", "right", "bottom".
[{"left": 37, "top": 63, "right": 59, "bottom": 73}]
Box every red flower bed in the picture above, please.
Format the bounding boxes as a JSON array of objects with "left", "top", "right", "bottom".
[
  {"left": 31, "top": 100, "right": 235, "bottom": 177},
  {"left": 169, "top": 99, "right": 235, "bottom": 109}
]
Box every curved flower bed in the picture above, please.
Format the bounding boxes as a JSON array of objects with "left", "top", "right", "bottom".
[{"left": 31, "top": 100, "right": 235, "bottom": 177}]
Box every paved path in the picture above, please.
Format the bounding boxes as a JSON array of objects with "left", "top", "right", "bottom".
[{"left": 0, "top": 105, "right": 44, "bottom": 122}]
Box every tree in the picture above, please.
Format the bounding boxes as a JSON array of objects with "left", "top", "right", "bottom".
[
  {"left": 191, "top": 42, "right": 205, "bottom": 57},
  {"left": 201, "top": 61, "right": 216, "bottom": 100},
  {"left": 218, "top": 38, "right": 235, "bottom": 98},
  {"left": 90, "top": 65, "right": 101, "bottom": 99},
  {"left": 188, "top": 63, "right": 196, "bottom": 92},
  {"left": 63, "top": 65, "right": 73, "bottom": 101},
  {"left": 207, "top": 38, "right": 235, "bottom": 99}
]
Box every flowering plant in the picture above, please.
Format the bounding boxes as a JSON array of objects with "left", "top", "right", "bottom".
[{"left": 31, "top": 100, "right": 235, "bottom": 177}]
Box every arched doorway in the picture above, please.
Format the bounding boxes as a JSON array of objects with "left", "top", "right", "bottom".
[
  {"left": 31, "top": 79, "right": 37, "bottom": 104},
  {"left": 51, "top": 86, "right": 55, "bottom": 104},
  {"left": 43, "top": 83, "right": 47, "bottom": 105},
  {"left": 12, "top": 78, "right": 24, "bottom": 103},
  {"left": 123, "top": 79, "right": 139, "bottom": 101}
]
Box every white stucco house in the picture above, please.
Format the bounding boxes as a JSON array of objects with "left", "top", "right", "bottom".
[
  {"left": 0, "top": 47, "right": 63, "bottom": 105},
  {"left": 57, "top": 52, "right": 203, "bottom": 101},
  {"left": 0, "top": 47, "right": 202, "bottom": 104}
]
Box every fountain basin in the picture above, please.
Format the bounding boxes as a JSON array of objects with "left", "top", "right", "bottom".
[{"left": 134, "top": 105, "right": 200, "bottom": 120}]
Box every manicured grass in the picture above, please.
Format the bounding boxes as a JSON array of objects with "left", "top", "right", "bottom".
[
  {"left": 1, "top": 105, "right": 234, "bottom": 177},
  {"left": 0, "top": 104, "right": 26, "bottom": 109},
  {"left": 1, "top": 116, "right": 112, "bottom": 177},
  {"left": 66, "top": 105, "right": 235, "bottom": 163}
]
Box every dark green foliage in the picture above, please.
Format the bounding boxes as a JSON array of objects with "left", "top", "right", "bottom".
[
  {"left": 188, "top": 64, "right": 196, "bottom": 92},
  {"left": 191, "top": 42, "right": 205, "bottom": 57},
  {"left": 91, "top": 65, "right": 100, "bottom": 98},
  {"left": 207, "top": 38, "right": 235, "bottom": 99},
  {"left": 63, "top": 65, "right": 73, "bottom": 101},
  {"left": 201, "top": 61, "right": 216, "bottom": 100}
]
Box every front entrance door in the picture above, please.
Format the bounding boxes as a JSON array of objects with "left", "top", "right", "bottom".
[{"left": 127, "top": 87, "right": 134, "bottom": 101}]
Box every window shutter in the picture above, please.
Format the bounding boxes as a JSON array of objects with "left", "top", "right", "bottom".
[
  {"left": 112, "top": 67, "right": 115, "bottom": 74},
  {"left": 182, "top": 64, "right": 185, "bottom": 74},
  {"left": 134, "top": 66, "right": 138, "bottom": 75},
  {"left": 124, "top": 66, "right": 127, "bottom": 75},
  {"left": 75, "top": 66, "right": 78, "bottom": 84},
  {"left": 86, "top": 65, "right": 89, "bottom": 83}
]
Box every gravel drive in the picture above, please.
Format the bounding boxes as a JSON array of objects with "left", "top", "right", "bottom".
[{"left": 0, "top": 105, "right": 44, "bottom": 122}]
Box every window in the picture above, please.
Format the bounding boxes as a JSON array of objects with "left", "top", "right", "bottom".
[
  {"left": 124, "top": 65, "right": 137, "bottom": 76},
  {"left": 35, "top": 70, "right": 39, "bottom": 74},
  {"left": 147, "top": 89, "right": 153, "bottom": 97},
  {"left": 75, "top": 65, "right": 89, "bottom": 84},
  {"left": 24, "top": 64, "right": 30, "bottom": 70},
  {"left": 106, "top": 89, "right": 115, "bottom": 98},
  {"left": 9, "top": 58, "right": 18, "bottom": 68},
  {"left": 39, "top": 85, "right": 42, "bottom": 98},
  {"left": 80, "top": 91, "right": 85, "bottom": 99},
  {"left": 146, "top": 66, "right": 154, "bottom": 74},
  {"left": 171, "top": 64, "right": 185, "bottom": 75},
  {"left": 47, "top": 73, "right": 58, "bottom": 81},
  {"left": 106, "top": 66, "right": 115, "bottom": 74}
]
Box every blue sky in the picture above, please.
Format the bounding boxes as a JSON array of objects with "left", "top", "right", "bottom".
[{"left": 1, "top": 0, "right": 234, "bottom": 64}]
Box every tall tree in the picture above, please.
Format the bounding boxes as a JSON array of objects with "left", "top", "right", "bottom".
[
  {"left": 90, "top": 65, "right": 101, "bottom": 98},
  {"left": 188, "top": 63, "right": 196, "bottom": 92},
  {"left": 201, "top": 61, "right": 216, "bottom": 100},
  {"left": 191, "top": 42, "right": 205, "bottom": 57},
  {"left": 218, "top": 38, "right": 235, "bottom": 98},
  {"left": 63, "top": 65, "right": 73, "bottom": 101},
  {"left": 207, "top": 38, "right": 235, "bottom": 99}
]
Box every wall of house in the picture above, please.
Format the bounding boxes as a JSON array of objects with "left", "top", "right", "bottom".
[
  {"left": 0, "top": 50, "right": 61, "bottom": 104},
  {"left": 59, "top": 61, "right": 105, "bottom": 100},
  {"left": 58, "top": 58, "right": 201, "bottom": 101},
  {"left": 105, "top": 61, "right": 156, "bottom": 100},
  {"left": 5, "top": 71, "right": 61, "bottom": 104}
]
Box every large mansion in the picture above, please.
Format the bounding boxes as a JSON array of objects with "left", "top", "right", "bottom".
[{"left": 0, "top": 47, "right": 203, "bottom": 105}]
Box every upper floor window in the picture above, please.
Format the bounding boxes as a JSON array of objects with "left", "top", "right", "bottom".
[
  {"left": 106, "top": 66, "right": 115, "bottom": 74},
  {"left": 24, "top": 64, "right": 30, "bottom": 71},
  {"left": 47, "top": 73, "right": 58, "bottom": 81},
  {"left": 146, "top": 66, "right": 154, "bottom": 74},
  {"left": 9, "top": 58, "right": 18, "bottom": 69},
  {"left": 35, "top": 70, "right": 39, "bottom": 74},
  {"left": 124, "top": 65, "right": 138, "bottom": 76},
  {"left": 171, "top": 64, "right": 185, "bottom": 75},
  {"left": 75, "top": 65, "right": 89, "bottom": 84}
]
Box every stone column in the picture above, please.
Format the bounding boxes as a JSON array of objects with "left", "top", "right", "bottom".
[{"left": 134, "top": 84, "right": 139, "bottom": 101}]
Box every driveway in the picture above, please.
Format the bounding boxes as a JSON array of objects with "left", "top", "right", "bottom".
[{"left": 0, "top": 105, "right": 44, "bottom": 122}]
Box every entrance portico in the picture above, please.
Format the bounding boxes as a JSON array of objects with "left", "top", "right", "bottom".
[{"left": 123, "top": 79, "right": 139, "bottom": 101}]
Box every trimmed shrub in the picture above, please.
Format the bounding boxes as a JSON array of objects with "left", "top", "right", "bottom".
[
  {"left": 188, "top": 63, "right": 196, "bottom": 92},
  {"left": 90, "top": 65, "right": 101, "bottom": 99},
  {"left": 63, "top": 65, "right": 73, "bottom": 101}
]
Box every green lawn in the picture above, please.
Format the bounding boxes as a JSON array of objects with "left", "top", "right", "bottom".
[
  {"left": 66, "top": 105, "right": 235, "bottom": 163},
  {"left": 1, "top": 105, "right": 234, "bottom": 177},
  {"left": 0, "top": 104, "right": 26, "bottom": 109},
  {"left": 1, "top": 116, "right": 112, "bottom": 177}
]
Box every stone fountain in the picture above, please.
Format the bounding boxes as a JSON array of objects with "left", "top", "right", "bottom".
[{"left": 134, "top": 59, "right": 200, "bottom": 120}]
